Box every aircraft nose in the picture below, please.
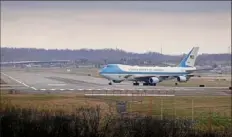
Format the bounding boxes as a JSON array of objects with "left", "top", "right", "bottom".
[{"left": 98, "top": 68, "right": 104, "bottom": 75}]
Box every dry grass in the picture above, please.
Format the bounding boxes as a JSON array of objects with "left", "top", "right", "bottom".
[
  {"left": 93, "top": 96, "right": 231, "bottom": 119},
  {"left": 1, "top": 74, "right": 231, "bottom": 119},
  {"left": 1, "top": 93, "right": 111, "bottom": 115},
  {"left": 132, "top": 96, "right": 231, "bottom": 118}
]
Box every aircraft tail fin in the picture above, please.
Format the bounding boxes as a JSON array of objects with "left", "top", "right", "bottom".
[{"left": 178, "top": 47, "right": 199, "bottom": 68}]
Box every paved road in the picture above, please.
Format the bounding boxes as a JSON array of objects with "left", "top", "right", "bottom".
[{"left": 1, "top": 68, "right": 231, "bottom": 96}]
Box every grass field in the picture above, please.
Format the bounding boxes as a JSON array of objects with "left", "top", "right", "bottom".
[
  {"left": 94, "top": 96, "right": 231, "bottom": 118},
  {"left": 1, "top": 92, "right": 110, "bottom": 115},
  {"left": 1, "top": 76, "right": 232, "bottom": 136},
  {"left": 1, "top": 87, "right": 231, "bottom": 130},
  {"left": 2, "top": 92, "right": 231, "bottom": 118},
  {"left": 1, "top": 75, "right": 231, "bottom": 131}
]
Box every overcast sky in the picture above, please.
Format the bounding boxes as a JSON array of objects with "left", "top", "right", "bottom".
[{"left": 1, "top": 1, "right": 231, "bottom": 54}]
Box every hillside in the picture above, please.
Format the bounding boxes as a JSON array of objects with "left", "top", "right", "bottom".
[{"left": 1, "top": 47, "right": 231, "bottom": 65}]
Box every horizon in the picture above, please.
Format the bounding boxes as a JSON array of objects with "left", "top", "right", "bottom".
[
  {"left": 1, "top": 46, "right": 231, "bottom": 56},
  {"left": 1, "top": 1, "right": 231, "bottom": 54}
]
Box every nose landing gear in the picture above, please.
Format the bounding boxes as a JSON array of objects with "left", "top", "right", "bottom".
[{"left": 133, "top": 82, "right": 139, "bottom": 86}]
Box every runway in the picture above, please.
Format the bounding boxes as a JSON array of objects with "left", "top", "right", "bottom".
[{"left": 1, "top": 68, "right": 231, "bottom": 96}]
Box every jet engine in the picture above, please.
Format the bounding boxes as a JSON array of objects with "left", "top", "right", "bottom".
[
  {"left": 148, "top": 77, "right": 160, "bottom": 84},
  {"left": 112, "top": 80, "right": 123, "bottom": 83},
  {"left": 177, "top": 76, "right": 187, "bottom": 82}
]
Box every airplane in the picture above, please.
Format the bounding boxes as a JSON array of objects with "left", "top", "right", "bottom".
[{"left": 99, "top": 47, "right": 209, "bottom": 86}]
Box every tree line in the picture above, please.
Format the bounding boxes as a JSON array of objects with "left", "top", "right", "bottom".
[{"left": 1, "top": 47, "right": 230, "bottom": 65}]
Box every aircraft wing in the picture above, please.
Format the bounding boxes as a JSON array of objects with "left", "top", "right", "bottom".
[
  {"left": 124, "top": 75, "right": 171, "bottom": 82},
  {"left": 124, "top": 74, "right": 198, "bottom": 82},
  {"left": 186, "top": 67, "right": 216, "bottom": 73}
]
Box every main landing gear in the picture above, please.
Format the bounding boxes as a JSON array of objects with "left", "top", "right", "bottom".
[
  {"left": 143, "top": 83, "right": 149, "bottom": 86},
  {"left": 151, "top": 83, "right": 157, "bottom": 86},
  {"left": 133, "top": 82, "right": 139, "bottom": 86},
  {"left": 108, "top": 81, "right": 157, "bottom": 86},
  {"left": 142, "top": 83, "right": 156, "bottom": 86},
  {"left": 133, "top": 82, "right": 157, "bottom": 86}
]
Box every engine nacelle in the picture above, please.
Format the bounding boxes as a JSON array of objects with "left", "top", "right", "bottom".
[
  {"left": 177, "top": 76, "right": 187, "bottom": 82},
  {"left": 112, "top": 80, "right": 123, "bottom": 83},
  {"left": 148, "top": 77, "right": 160, "bottom": 84}
]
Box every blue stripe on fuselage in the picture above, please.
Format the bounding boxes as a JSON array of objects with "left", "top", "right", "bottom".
[{"left": 101, "top": 71, "right": 188, "bottom": 75}]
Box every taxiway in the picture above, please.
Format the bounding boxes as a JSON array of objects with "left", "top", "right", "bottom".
[{"left": 1, "top": 68, "right": 231, "bottom": 96}]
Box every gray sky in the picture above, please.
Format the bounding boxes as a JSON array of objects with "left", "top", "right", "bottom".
[{"left": 1, "top": 1, "right": 231, "bottom": 54}]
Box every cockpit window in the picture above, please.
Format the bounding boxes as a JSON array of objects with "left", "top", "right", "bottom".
[{"left": 106, "top": 64, "right": 114, "bottom": 68}]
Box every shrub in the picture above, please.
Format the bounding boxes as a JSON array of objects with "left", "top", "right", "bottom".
[{"left": 1, "top": 105, "right": 231, "bottom": 137}]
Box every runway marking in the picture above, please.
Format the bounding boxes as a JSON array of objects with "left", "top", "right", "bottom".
[
  {"left": 29, "top": 88, "right": 224, "bottom": 92},
  {"left": 1, "top": 72, "right": 24, "bottom": 84},
  {"left": 85, "top": 94, "right": 175, "bottom": 97},
  {"left": 48, "top": 83, "right": 66, "bottom": 86},
  {"left": 31, "top": 87, "right": 37, "bottom": 90},
  {"left": 22, "top": 83, "right": 30, "bottom": 88},
  {"left": 1, "top": 72, "right": 37, "bottom": 90}
]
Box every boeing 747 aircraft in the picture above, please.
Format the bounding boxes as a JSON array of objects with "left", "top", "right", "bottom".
[{"left": 99, "top": 47, "right": 204, "bottom": 86}]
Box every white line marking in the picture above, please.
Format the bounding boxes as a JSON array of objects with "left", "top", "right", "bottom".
[
  {"left": 60, "top": 89, "right": 65, "bottom": 91},
  {"left": 85, "top": 94, "right": 175, "bottom": 97},
  {"left": 1, "top": 72, "right": 35, "bottom": 90},
  {"left": 22, "top": 83, "right": 29, "bottom": 87},
  {"left": 40, "top": 89, "right": 46, "bottom": 91},
  {"left": 50, "top": 89, "right": 56, "bottom": 91},
  {"left": 69, "top": 89, "right": 74, "bottom": 90},
  {"left": 31, "top": 87, "right": 37, "bottom": 90},
  {"left": 48, "top": 84, "right": 66, "bottom": 86}
]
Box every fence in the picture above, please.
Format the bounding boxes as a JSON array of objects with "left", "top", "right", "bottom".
[
  {"left": 2, "top": 89, "right": 231, "bottom": 130},
  {"left": 82, "top": 89, "right": 231, "bottom": 129}
]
